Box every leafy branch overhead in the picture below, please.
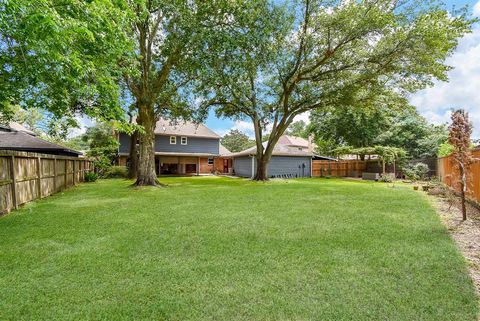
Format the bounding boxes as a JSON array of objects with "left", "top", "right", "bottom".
[{"left": 201, "top": 0, "right": 472, "bottom": 180}]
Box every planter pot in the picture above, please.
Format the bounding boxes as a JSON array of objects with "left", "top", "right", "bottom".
[
  {"left": 413, "top": 186, "right": 419, "bottom": 191},
  {"left": 422, "top": 185, "right": 430, "bottom": 192}
]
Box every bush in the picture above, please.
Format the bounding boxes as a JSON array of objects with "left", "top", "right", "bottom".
[
  {"left": 104, "top": 166, "right": 128, "bottom": 178},
  {"left": 84, "top": 172, "right": 98, "bottom": 182},
  {"left": 402, "top": 162, "right": 430, "bottom": 181},
  {"left": 402, "top": 165, "right": 419, "bottom": 181},
  {"left": 414, "top": 162, "right": 429, "bottom": 180},
  {"left": 379, "top": 173, "right": 394, "bottom": 183}
]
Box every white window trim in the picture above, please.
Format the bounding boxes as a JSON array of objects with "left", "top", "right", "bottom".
[
  {"left": 181, "top": 136, "right": 188, "bottom": 145},
  {"left": 170, "top": 136, "right": 176, "bottom": 144}
]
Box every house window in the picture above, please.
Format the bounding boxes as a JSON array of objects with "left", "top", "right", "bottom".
[
  {"left": 170, "top": 136, "right": 176, "bottom": 144},
  {"left": 208, "top": 158, "right": 214, "bottom": 165},
  {"left": 181, "top": 137, "right": 188, "bottom": 145}
]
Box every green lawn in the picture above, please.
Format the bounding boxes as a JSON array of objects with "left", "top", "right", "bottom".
[{"left": 0, "top": 177, "right": 477, "bottom": 320}]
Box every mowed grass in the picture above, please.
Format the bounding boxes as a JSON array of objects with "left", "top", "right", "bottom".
[{"left": 0, "top": 177, "right": 477, "bottom": 320}]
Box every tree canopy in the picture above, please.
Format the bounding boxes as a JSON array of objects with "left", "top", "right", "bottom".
[
  {"left": 221, "top": 129, "right": 255, "bottom": 153},
  {"left": 309, "top": 94, "right": 448, "bottom": 159},
  {"left": 0, "top": 0, "right": 133, "bottom": 122},
  {"left": 202, "top": 0, "right": 473, "bottom": 180}
]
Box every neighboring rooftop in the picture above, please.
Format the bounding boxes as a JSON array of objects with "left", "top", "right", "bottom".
[
  {"left": 0, "top": 131, "right": 81, "bottom": 157},
  {"left": 229, "top": 138, "right": 314, "bottom": 157},
  {"left": 278, "top": 135, "right": 309, "bottom": 148},
  {"left": 153, "top": 118, "right": 221, "bottom": 139},
  {"left": 0, "top": 122, "right": 36, "bottom": 136}
]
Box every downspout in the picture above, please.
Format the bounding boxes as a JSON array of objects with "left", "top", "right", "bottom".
[{"left": 251, "top": 155, "right": 254, "bottom": 179}]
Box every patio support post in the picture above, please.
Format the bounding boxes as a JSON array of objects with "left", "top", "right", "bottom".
[{"left": 197, "top": 157, "right": 200, "bottom": 176}]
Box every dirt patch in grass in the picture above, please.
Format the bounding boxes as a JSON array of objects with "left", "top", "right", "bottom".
[{"left": 431, "top": 194, "right": 480, "bottom": 295}]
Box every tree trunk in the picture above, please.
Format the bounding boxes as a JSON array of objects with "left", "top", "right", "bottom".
[
  {"left": 254, "top": 154, "right": 269, "bottom": 181},
  {"left": 134, "top": 104, "right": 159, "bottom": 186},
  {"left": 460, "top": 165, "right": 467, "bottom": 220},
  {"left": 127, "top": 131, "right": 138, "bottom": 179}
]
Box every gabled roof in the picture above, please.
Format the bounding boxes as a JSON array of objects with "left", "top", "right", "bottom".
[
  {"left": 219, "top": 144, "right": 231, "bottom": 156},
  {"left": 230, "top": 141, "right": 313, "bottom": 157},
  {"left": 229, "top": 134, "right": 314, "bottom": 157},
  {"left": 0, "top": 122, "right": 36, "bottom": 136},
  {"left": 153, "top": 118, "right": 220, "bottom": 139},
  {"left": 278, "top": 135, "right": 309, "bottom": 148},
  {"left": 0, "top": 131, "right": 81, "bottom": 157}
]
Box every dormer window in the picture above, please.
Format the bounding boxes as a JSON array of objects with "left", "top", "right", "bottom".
[
  {"left": 181, "top": 137, "right": 188, "bottom": 145},
  {"left": 170, "top": 136, "right": 176, "bottom": 144}
]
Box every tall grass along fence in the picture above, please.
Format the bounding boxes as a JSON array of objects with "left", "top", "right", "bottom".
[
  {"left": 0, "top": 150, "right": 92, "bottom": 214},
  {"left": 437, "top": 148, "right": 480, "bottom": 205}
]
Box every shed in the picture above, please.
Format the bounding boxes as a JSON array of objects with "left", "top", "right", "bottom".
[{"left": 231, "top": 141, "right": 313, "bottom": 178}]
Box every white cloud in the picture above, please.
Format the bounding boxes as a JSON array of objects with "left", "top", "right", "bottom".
[
  {"left": 68, "top": 116, "right": 94, "bottom": 138},
  {"left": 409, "top": 23, "right": 480, "bottom": 138},
  {"left": 233, "top": 120, "right": 255, "bottom": 133},
  {"left": 293, "top": 111, "right": 311, "bottom": 124},
  {"left": 473, "top": 0, "right": 480, "bottom": 17},
  {"left": 214, "top": 120, "right": 256, "bottom": 138}
]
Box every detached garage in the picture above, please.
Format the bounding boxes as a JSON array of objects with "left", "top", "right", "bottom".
[{"left": 231, "top": 142, "right": 313, "bottom": 179}]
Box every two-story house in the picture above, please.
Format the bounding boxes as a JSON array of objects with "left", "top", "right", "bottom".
[{"left": 117, "top": 118, "right": 232, "bottom": 175}]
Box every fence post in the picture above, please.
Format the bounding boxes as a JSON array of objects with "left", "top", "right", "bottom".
[
  {"left": 73, "top": 160, "right": 76, "bottom": 186},
  {"left": 36, "top": 157, "right": 42, "bottom": 199},
  {"left": 64, "top": 159, "right": 67, "bottom": 189},
  {"left": 10, "top": 156, "right": 17, "bottom": 210},
  {"left": 53, "top": 158, "right": 57, "bottom": 192}
]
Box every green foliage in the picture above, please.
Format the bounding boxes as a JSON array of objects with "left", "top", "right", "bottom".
[
  {"left": 414, "top": 163, "right": 430, "bottom": 180},
  {"left": 310, "top": 99, "right": 449, "bottom": 158},
  {"left": 203, "top": 0, "right": 473, "bottom": 177},
  {"left": 72, "top": 124, "right": 119, "bottom": 176},
  {"left": 438, "top": 142, "right": 455, "bottom": 157},
  {"left": 104, "top": 166, "right": 127, "bottom": 179},
  {"left": 286, "top": 121, "right": 308, "bottom": 139},
  {"left": 403, "top": 162, "right": 430, "bottom": 181},
  {"left": 84, "top": 172, "right": 98, "bottom": 183},
  {"left": 379, "top": 174, "right": 394, "bottom": 183},
  {"left": 221, "top": 129, "right": 255, "bottom": 153},
  {"left": 0, "top": 0, "right": 133, "bottom": 123}
]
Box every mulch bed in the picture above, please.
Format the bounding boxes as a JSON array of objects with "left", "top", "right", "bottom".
[{"left": 431, "top": 192, "right": 480, "bottom": 296}]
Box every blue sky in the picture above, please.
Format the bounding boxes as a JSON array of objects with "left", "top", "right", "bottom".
[{"left": 204, "top": 0, "right": 480, "bottom": 139}]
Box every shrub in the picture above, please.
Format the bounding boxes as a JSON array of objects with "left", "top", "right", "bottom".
[
  {"left": 104, "top": 166, "right": 128, "bottom": 178},
  {"left": 84, "top": 172, "right": 98, "bottom": 182},
  {"left": 402, "top": 165, "right": 419, "bottom": 181},
  {"left": 402, "top": 162, "right": 430, "bottom": 181},
  {"left": 379, "top": 173, "right": 394, "bottom": 183},
  {"left": 414, "top": 162, "right": 429, "bottom": 180}
]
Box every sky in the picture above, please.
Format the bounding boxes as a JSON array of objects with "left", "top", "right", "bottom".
[
  {"left": 73, "top": 0, "right": 480, "bottom": 139},
  {"left": 204, "top": 0, "right": 480, "bottom": 139}
]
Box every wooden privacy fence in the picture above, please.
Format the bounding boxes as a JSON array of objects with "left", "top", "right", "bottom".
[
  {"left": 312, "top": 160, "right": 366, "bottom": 177},
  {"left": 0, "top": 150, "right": 92, "bottom": 214},
  {"left": 437, "top": 148, "right": 480, "bottom": 205}
]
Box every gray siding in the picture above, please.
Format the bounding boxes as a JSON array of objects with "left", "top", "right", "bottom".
[
  {"left": 118, "top": 133, "right": 219, "bottom": 155},
  {"left": 155, "top": 135, "right": 219, "bottom": 154},
  {"left": 268, "top": 156, "right": 311, "bottom": 178},
  {"left": 233, "top": 157, "right": 253, "bottom": 177},
  {"left": 233, "top": 156, "right": 311, "bottom": 178}
]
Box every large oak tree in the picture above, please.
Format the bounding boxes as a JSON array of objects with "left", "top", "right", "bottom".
[
  {"left": 203, "top": 0, "right": 473, "bottom": 180},
  {"left": 123, "top": 0, "right": 269, "bottom": 185}
]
